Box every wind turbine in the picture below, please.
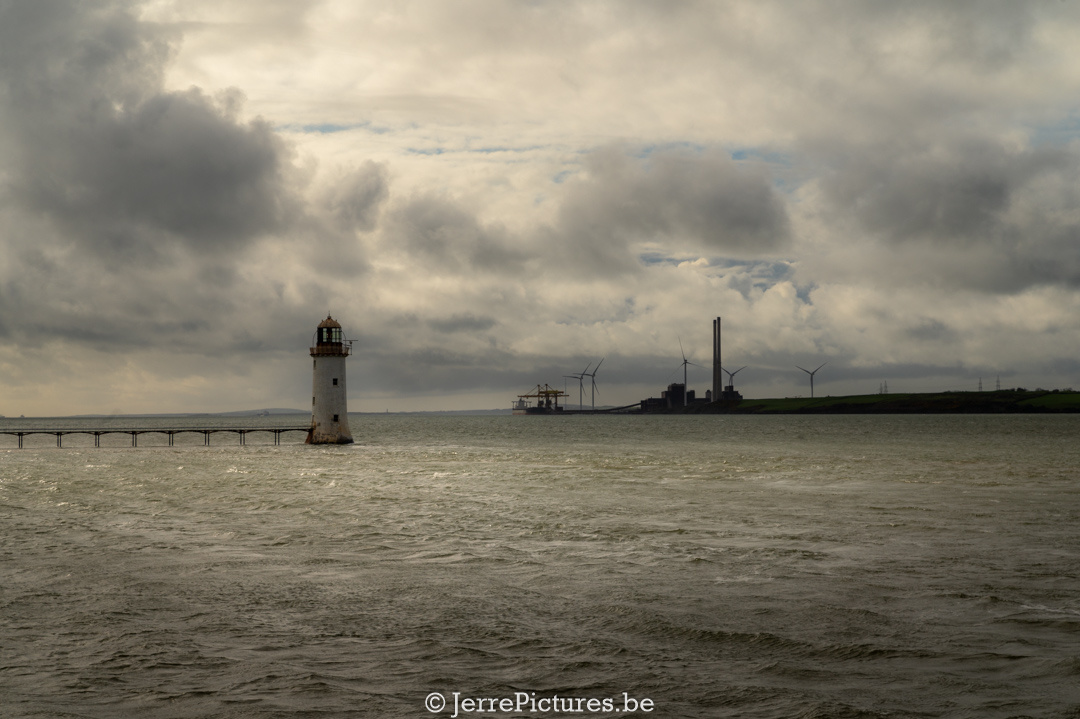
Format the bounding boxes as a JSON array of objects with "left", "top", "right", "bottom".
[
  {"left": 563, "top": 363, "right": 590, "bottom": 410},
  {"left": 584, "top": 358, "right": 603, "bottom": 409},
  {"left": 796, "top": 362, "right": 827, "bottom": 398},
  {"left": 678, "top": 338, "right": 703, "bottom": 407},
  {"left": 722, "top": 365, "right": 747, "bottom": 395}
]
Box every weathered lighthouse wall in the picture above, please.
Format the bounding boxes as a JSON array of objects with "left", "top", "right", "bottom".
[{"left": 309, "top": 355, "right": 353, "bottom": 444}]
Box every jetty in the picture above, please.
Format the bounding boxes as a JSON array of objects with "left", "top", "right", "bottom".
[{"left": 1, "top": 426, "right": 310, "bottom": 448}]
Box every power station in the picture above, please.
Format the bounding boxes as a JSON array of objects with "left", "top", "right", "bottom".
[
  {"left": 307, "top": 315, "right": 354, "bottom": 444},
  {"left": 635, "top": 316, "right": 742, "bottom": 411}
]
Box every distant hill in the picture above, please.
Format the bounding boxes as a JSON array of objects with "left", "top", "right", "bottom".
[
  {"left": 215, "top": 408, "right": 308, "bottom": 417},
  {"left": 356, "top": 409, "right": 512, "bottom": 415},
  {"left": 63, "top": 408, "right": 308, "bottom": 418}
]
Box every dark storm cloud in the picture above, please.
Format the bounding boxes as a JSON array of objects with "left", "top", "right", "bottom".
[
  {"left": 816, "top": 138, "right": 1080, "bottom": 289},
  {"left": 385, "top": 194, "right": 527, "bottom": 272},
  {"left": 16, "top": 88, "right": 296, "bottom": 258},
  {"left": 0, "top": 1, "right": 169, "bottom": 110},
  {"left": 322, "top": 161, "right": 389, "bottom": 233},
  {"left": 428, "top": 314, "right": 498, "bottom": 334},
  {"left": 290, "top": 161, "right": 390, "bottom": 279},
  {"left": 905, "top": 318, "right": 959, "bottom": 344},
  {"left": 0, "top": 0, "right": 307, "bottom": 353},
  {"left": 554, "top": 146, "right": 791, "bottom": 271},
  {"left": 356, "top": 344, "right": 518, "bottom": 395},
  {"left": 376, "top": 145, "right": 792, "bottom": 282},
  {"left": 0, "top": 0, "right": 297, "bottom": 261},
  {"left": 822, "top": 140, "right": 1058, "bottom": 244},
  {"left": 818, "top": 0, "right": 1037, "bottom": 71}
]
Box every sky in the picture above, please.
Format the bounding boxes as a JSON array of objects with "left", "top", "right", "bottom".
[{"left": 3, "top": 0, "right": 1080, "bottom": 415}]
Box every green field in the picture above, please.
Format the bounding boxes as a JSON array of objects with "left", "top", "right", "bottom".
[{"left": 689, "top": 390, "right": 1080, "bottom": 414}]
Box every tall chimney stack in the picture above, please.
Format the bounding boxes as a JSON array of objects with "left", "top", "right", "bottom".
[{"left": 712, "top": 316, "right": 722, "bottom": 401}]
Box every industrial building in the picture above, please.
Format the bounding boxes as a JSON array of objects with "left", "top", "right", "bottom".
[{"left": 639, "top": 316, "right": 743, "bottom": 412}]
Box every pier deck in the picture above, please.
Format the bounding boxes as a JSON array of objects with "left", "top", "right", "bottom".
[{"left": 1, "top": 426, "right": 310, "bottom": 448}]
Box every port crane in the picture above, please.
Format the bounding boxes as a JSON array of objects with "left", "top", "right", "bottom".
[{"left": 513, "top": 384, "right": 569, "bottom": 413}]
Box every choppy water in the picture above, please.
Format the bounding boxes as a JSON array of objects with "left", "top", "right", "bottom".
[{"left": 2, "top": 414, "right": 1079, "bottom": 718}]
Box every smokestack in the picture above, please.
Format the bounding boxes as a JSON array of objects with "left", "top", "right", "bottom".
[{"left": 713, "top": 316, "right": 722, "bottom": 401}]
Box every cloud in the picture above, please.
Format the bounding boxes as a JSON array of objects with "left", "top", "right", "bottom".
[
  {"left": 320, "top": 160, "right": 389, "bottom": 233},
  {"left": 0, "top": 1, "right": 299, "bottom": 262},
  {"left": 818, "top": 139, "right": 1069, "bottom": 243},
  {"left": 5, "top": 0, "right": 1080, "bottom": 413},
  {"left": 0, "top": 0, "right": 306, "bottom": 355},
  {"left": 799, "top": 137, "right": 1080, "bottom": 291},
  {"left": 556, "top": 146, "right": 791, "bottom": 258},
  {"left": 380, "top": 193, "right": 528, "bottom": 273},
  {"left": 428, "top": 314, "right": 498, "bottom": 334},
  {"left": 25, "top": 89, "right": 296, "bottom": 259}
]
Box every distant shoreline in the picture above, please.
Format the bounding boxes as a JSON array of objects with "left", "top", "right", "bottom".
[
  {"left": 678, "top": 389, "right": 1080, "bottom": 414},
  {"left": 7, "top": 390, "right": 1080, "bottom": 419}
]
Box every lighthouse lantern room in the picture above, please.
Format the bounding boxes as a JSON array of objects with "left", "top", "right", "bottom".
[{"left": 307, "top": 315, "right": 354, "bottom": 444}]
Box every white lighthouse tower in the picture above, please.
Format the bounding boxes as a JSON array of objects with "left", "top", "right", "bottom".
[{"left": 307, "top": 315, "right": 354, "bottom": 444}]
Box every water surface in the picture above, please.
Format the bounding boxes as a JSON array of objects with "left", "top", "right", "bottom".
[{"left": 2, "top": 414, "right": 1078, "bottom": 717}]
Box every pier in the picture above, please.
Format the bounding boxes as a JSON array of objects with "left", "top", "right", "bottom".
[{"left": 1, "top": 426, "right": 310, "bottom": 448}]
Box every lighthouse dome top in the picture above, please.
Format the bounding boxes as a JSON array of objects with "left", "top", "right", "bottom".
[{"left": 311, "top": 315, "right": 350, "bottom": 357}]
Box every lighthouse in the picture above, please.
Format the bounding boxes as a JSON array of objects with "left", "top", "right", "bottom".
[{"left": 307, "top": 315, "right": 354, "bottom": 444}]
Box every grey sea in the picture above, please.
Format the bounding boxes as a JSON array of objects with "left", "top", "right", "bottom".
[{"left": 2, "top": 413, "right": 1079, "bottom": 718}]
